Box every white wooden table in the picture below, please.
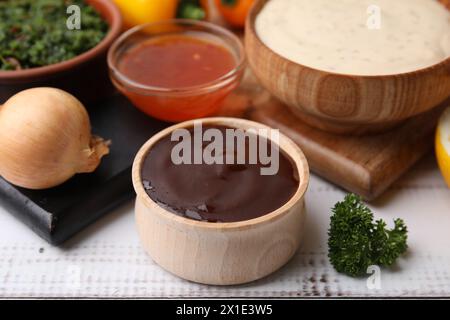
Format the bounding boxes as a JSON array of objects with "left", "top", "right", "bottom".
[{"left": 1, "top": 155, "right": 449, "bottom": 298}]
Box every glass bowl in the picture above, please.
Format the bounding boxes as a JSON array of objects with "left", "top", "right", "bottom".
[{"left": 108, "top": 19, "right": 246, "bottom": 122}]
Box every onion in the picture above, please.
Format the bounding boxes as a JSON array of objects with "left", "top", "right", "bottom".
[{"left": 0, "top": 87, "right": 110, "bottom": 189}]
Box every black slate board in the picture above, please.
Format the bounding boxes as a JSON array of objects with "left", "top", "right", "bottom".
[{"left": 0, "top": 93, "right": 168, "bottom": 245}]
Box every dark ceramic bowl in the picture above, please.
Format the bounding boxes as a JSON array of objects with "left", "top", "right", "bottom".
[{"left": 0, "top": 0, "right": 122, "bottom": 105}]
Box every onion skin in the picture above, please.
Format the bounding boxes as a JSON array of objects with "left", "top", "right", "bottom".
[{"left": 0, "top": 87, "right": 110, "bottom": 190}]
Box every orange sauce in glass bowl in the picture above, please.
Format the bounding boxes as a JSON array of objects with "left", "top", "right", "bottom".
[
  {"left": 119, "top": 35, "right": 236, "bottom": 89},
  {"left": 108, "top": 20, "right": 245, "bottom": 122}
]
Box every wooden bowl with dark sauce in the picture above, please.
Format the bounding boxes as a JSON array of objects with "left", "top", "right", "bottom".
[{"left": 132, "top": 117, "right": 309, "bottom": 285}]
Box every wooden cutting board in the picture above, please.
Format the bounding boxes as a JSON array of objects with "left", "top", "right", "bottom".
[{"left": 219, "top": 71, "right": 446, "bottom": 200}]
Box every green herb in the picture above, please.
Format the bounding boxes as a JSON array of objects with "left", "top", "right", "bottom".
[
  {"left": 177, "top": 0, "right": 206, "bottom": 20},
  {"left": 328, "top": 194, "right": 408, "bottom": 277},
  {"left": 0, "top": 0, "right": 108, "bottom": 70}
]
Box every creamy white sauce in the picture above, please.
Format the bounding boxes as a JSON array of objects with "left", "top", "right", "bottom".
[{"left": 256, "top": 0, "right": 450, "bottom": 75}]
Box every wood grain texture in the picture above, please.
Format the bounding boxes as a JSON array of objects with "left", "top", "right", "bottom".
[
  {"left": 131, "top": 118, "right": 309, "bottom": 285},
  {"left": 217, "top": 69, "right": 447, "bottom": 200},
  {"left": 245, "top": 0, "right": 450, "bottom": 134},
  {"left": 248, "top": 97, "right": 447, "bottom": 200}
]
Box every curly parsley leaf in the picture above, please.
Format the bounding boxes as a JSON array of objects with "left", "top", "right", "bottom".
[{"left": 328, "top": 194, "right": 408, "bottom": 277}]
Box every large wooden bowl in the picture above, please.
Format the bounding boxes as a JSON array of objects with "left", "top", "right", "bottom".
[
  {"left": 246, "top": 0, "right": 450, "bottom": 134},
  {"left": 132, "top": 117, "right": 309, "bottom": 285}
]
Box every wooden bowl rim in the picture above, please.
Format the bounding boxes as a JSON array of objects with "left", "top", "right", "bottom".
[
  {"left": 0, "top": 0, "right": 123, "bottom": 80},
  {"left": 132, "top": 117, "right": 310, "bottom": 231},
  {"left": 246, "top": 0, "right": 450, "bottom": 80}
]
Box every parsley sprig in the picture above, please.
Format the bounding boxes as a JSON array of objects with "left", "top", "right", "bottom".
[{"left": 328, "top": 194, "right": 408, "bottom": 277}]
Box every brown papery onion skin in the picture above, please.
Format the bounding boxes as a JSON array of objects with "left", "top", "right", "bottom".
[{"left": 0, "top": 88, "right": 110, "bottom": 190}]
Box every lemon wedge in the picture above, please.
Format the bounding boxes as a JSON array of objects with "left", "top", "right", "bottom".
[{"left": 436, "top": 107, "right": 450, "bottom": 187}]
